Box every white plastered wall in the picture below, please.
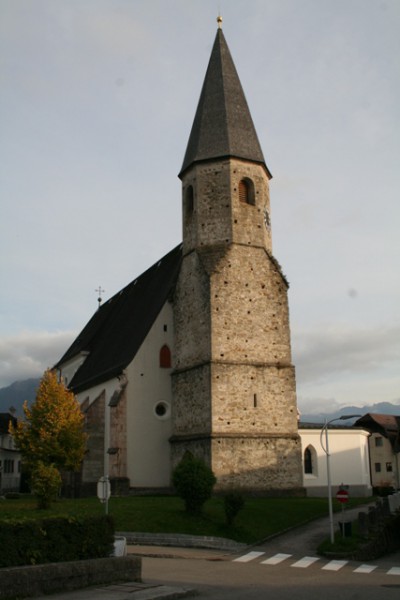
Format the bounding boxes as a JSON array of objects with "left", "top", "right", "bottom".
[
  {"left": 300, "top": 428, "right": 372, "bottom": 497},
  {"left": 125, "top": 301, "right": 174, "bottom": 487}
]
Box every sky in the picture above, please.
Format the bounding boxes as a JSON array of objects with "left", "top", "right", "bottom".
[{"left": 1, "top": 0, "right": 399, "bottom": 415}]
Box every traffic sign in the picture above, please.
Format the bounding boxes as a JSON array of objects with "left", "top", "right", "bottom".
[
  {"left": 97, "top": 476, "right": 111, "bottom": 503},
  {"left": 336, "top": 488, "right": 349, "bottom": 503}
]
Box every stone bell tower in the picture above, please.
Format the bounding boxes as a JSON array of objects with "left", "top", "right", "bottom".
[{"left": 171, "top": 23, "right": 303, "bottom": 493}]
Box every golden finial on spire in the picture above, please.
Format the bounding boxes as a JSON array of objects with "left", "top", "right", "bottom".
[{"left": 217, "top": 14, "right": 223, "bottom": 29}]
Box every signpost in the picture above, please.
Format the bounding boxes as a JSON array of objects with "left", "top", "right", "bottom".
[
  {"left": 97, "top": 476, "right": 111, "bottom": 514},
  {"left": 336, "top": 486, "right": 350, "bottom": 537}
]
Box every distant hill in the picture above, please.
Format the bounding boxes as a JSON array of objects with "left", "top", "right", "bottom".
[
  {"left": 1, "top": 377, "right": 399, "bottom": 425},
  {"left": 300, "top": 401, "right": 400, "bottom": 425},
  {"left": 0, "top": 378, "right": 40, "bottom": 416}
]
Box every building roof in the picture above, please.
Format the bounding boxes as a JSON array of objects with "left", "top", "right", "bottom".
[
  {"left": 355, "top": 413, "right": 400, "bottom": 432},
  {"left": 0, "top": 412, "right": 17, "bottom": 435},
  {"left": 355, "top": 413, "right": 400, "bottom": 451},
  {"left": 56, "top": 244, "right": 182, "bottom": 394},
  {"left": 179, "top": 28, "right": 271, "bottom": 178}
]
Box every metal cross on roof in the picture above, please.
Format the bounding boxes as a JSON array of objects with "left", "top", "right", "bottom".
[{"left": 95, "top": 286, "right": 105, "bottom": 308}]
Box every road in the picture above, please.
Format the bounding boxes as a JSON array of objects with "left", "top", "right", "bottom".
[{"left": 142, "top": 550, "right": 400, "bottom": 599}]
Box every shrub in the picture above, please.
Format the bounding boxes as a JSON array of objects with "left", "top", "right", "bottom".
[
  {"left": 172, "top": 453, "right": 216, "bottom": 514},
  {"left": 0, "top": 515, "right": 114, "bottom": 567},
  {"left": 224, "top": 491, "right": 245, "bottom": 526}
]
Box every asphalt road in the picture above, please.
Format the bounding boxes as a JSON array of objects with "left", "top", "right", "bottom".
[{"left": 142, "top": 551, "right": 400, "bottom": 600}]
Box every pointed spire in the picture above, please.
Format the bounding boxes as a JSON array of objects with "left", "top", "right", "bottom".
[{"left": 179, "top": 28, "right": 271, "bottom": 178}]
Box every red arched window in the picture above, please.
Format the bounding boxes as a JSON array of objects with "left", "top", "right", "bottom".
[{"left": 159, "top": 344, "right": 172, "bottom": 368}]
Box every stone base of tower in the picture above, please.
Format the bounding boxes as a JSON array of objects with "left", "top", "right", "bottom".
[{"left": 170, "top": 433, "right": 304, "bottom": 495}]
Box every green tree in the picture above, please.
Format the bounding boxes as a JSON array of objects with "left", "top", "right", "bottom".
[
  {"left": 172, "top": 453, "right": 216, "bottom": 514},
  {"left": 30, "top": 461, "right": 62, "bottom": 509},
  {"left": 11, "top": 369, "right": 87, "bottom": 508}
]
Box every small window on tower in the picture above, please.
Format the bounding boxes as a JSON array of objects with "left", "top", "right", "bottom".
[
  {"left": 159, "top": 344, "right": 171, "bottom": 368},
  {"left": 185, "top": 185, "right": 194, "bottom": 219},
  {"left": 239, "top": 178, "right": 255, "bottom": 205}
]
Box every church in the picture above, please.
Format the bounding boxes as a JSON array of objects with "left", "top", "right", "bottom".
[{"left": 56, "top": 23, "right": 303, "bottom": 495}]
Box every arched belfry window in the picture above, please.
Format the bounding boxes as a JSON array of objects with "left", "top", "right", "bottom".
[
  {"left": 304, "top": 445, "right": 317, "bottom": 475},
  {"left": 184, "top": 185, "right": 194, "bottom": 219},
  {"left": 159, "top": 344, "right": 171, "bottom": 368},
  {"left": 239, "top": 178, "right": 255, "bottom": 206}
]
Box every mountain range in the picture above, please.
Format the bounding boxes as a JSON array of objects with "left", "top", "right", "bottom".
[
  {"left": 0, "top": 378, "right": 40, "bottom": 415},
  {"left": 0, "top": 378, "right": 399, "bottom": 424}
]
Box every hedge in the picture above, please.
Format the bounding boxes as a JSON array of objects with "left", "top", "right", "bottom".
[{"left": 0, "top": 515, "right": 114, "bottom": 568}]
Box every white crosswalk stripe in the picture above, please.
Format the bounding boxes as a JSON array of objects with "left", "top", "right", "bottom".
[
  {"left": 291, "top": 556, "right": 320, "bottom": 568},
  {"left": 353, "top": 564, "right": 377, "bottom": 574},
  {"left": 233, "top": 552, "right": 400, "bottom": 576},
  {"left": 322, "top": 560, "right": 348, "bottom": 571},
  {"left": 261, "top": 553, "right": 292, "bottom": 565},
  {"left": 233, "top": 551, "right": 265, "bottom": 563}
]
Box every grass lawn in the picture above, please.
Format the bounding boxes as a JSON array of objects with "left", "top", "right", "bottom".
[{"left": 0, "top": 495, "right": 373, "bottom": 545}]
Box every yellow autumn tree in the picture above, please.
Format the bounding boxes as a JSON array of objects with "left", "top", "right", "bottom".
[{"left": 11, "top": 369, "right": 87, "bottom": 507}]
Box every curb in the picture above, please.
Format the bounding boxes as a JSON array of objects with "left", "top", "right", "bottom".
[
  {"left": 127, "top": 586, "right": 197, "bottom": 600},
  {"left": 117, "top": 532, "right": 246, "bottom": 552}
]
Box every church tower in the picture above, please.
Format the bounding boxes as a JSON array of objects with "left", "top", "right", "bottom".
[{"left": 171, "top": 24, "right": 303, "bottom": 493}]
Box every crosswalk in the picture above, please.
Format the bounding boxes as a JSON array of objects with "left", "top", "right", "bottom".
[{"left": 233, "top": 551, "right": 400, "bottom": 576}]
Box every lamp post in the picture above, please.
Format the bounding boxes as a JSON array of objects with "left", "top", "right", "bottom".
[{"left": 320, "top": 414, "right": 361, "bottom": 543}]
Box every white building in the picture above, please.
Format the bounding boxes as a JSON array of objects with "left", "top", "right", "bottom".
[
  {"left": 0, "top": 412, "right": 21, "bottom": 493},
  {"left": 299, "top": 424, "right": 372, "bottom": 497}
]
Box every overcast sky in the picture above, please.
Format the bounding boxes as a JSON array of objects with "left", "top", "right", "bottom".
[{"left": 1, "top": 0, "right": 399, "bottom": 415}]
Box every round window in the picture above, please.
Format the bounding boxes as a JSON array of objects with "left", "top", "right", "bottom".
[{"left": 154, "top": 402, "right": 170, "bottom": 420}]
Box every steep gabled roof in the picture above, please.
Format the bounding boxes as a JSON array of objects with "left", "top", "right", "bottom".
[
  {"left": 56, "top": 245, "right": 182, "bottom": 393},
  {"left": 356, "top": 413, "right": 400, "bottom": 432},
  {"left": 179, "top": 28, "right": 271, "bottom": 178},
  {"left": 355, "top": 413, "right": 400, "bottom": 451},
  {"left": 0, "top": 413, "right": 17, "bottom": 434}
]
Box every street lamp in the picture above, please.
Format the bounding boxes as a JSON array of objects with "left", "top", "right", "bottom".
[{"left": 320, "top": 414, "right": 361, "bottom": 543}]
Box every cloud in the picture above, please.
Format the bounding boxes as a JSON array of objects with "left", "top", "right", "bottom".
[
  {"left": 294, "top": 323, "right": 400, "bottom": 412},
  {"left": 293, "top": 323, "right": 400, "bottom": 384},
  {"left": 0, "top": 330, "right": 76, "bottom": 388}
]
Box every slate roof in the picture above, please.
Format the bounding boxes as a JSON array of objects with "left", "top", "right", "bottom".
[
  {"left": 179, "top": 28, "right": 271, "bottom": 178},
  {"left": 0, "top": 413, "right": 17, "bottom": 435},
  {"left": 56, "top": 245, "right": 182, "bottom": 394}
]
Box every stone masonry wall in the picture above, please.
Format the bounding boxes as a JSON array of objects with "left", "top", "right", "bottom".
[
  {"left": 0, "top": 557, "right": 141, "bottom": 600},
  {"left": 210, "top": 363, "right": 298, "bottom": 436},
  {"left": 172, "top": 155, "right": 303, "bottom": 491},
  {"left": 182, "top": 159, "right": 271, "bottom": 256},
  {"left": 172, "top": 364, "right": 211, "bottom": 436},
  {"left": 81, "top": 392, "right": 104, "bottom": 483},
  {"left": 211, "top": 435, "right": 303, "bottom": 491},
  {"left": 109, "top": 385, "right": 127, "bottom": 480},
  {"left": 173, "top": 250, "right": 211, "bottom": 371}
]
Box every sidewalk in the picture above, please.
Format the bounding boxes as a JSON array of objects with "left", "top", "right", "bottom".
[{"left": 32, "top": 582, "right": 197, "bottom": 600}]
